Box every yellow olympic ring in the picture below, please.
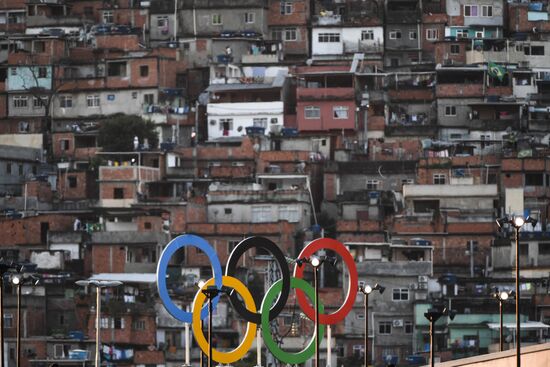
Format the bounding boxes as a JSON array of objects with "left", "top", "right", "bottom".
[{"left": 192, "top": 275, "right": 257, "bottom": 364}]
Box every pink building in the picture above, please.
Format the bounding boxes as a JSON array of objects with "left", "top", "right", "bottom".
[{"left": 295, "top": 66, "right": 356, "bottom": 132}]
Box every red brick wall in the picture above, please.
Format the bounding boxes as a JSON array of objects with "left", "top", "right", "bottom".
[
  {"left": 87, "top": 315, "right": 157, "bottom": 346},
  {"left": 0, "top": 214, "right": 75, "bottom": 246},
  {"left": 91, "top": 245, "right": 126, "bottom": 273},
  {"left": 52, "top": 132, "right": 74, "bottom": 160},
  {"left": 100, "top": 182, "right": 136, "bottom": 200},
  {"left": 436, "top": 84, "right": 484, "bottom": 97}
]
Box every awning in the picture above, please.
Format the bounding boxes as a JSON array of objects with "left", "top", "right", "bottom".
[
  {"left": 487, "top": 321, "right": 550, "bottom": 330},
  {"left": 89, "top": 273, "right": 157, "bottom": 284}
]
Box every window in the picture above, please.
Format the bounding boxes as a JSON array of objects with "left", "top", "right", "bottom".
[
  {"left": 525, "top": 173, "right": 544, "bottom": 186},
  {"left": 102, "top": 10, "right": 113, "bottom": 23},
  {"left": 18, "top": 164, "right": 23, "bottom": 176},
  {"left": 140, "top": 65, "right": 149, "bottom": 77},
  {"left": 37, "top": 66, "right": 47, "bottom": 78},
  {"left": 212, "top": 14, "right": 222, "bottom": 25},
  {"left": 60, "top": 139, "right": 69, "bottom": 151},
  {"left": 333, "top": 106, "right": 348, "bottom": 119},
  {"left": 245, "top": 12, "right": 255, "bottom": 24},
  {"left": 433, "top": 174, "right": 446, "bottom": 185},
  {"left": 405, "top": 321, "right": 413, "bottom": 334},
  {"left": 280, "top": 1, "right": 293, "bottom": 15},
  {"left": 464, "top": 5, "right": 478, "bottom": 17},
  {"left": 392, "top": 288, "right": 409, "bottom": 301},
  {"left": 279, "top": 205, "right": 299, "bottom": 223},
  {"left": 4, "top": 314, "right": 13, "bottom": 328},
  {"left": 520, "top": 243, "right": 529, "bottom": 256},
  {"left": 86, "top": 95, "right": 100, "bottom": 107},
  {"left": 475, "top": 31, "right": 484, "bottom": 38},
  {"left": 224, "top": 208, "right": 232, "bottom": 215},
  {"left": 539, "top": 243, "right": 550, "bottom": 256},
  {"left": 132, "top": 320, "right": 146, "bottom": 330},
  {"left": 445, "top": 106, "right": 456, "bottom": 116},
  {"left": 389, "top": 30, "right": 401, "bottom": 39},
  {"left": 402, "top": 179, "right": 414, "bottom": 185},
  {"left": 59, "top": 95, "right": 72, "bottom": 108},
  {"left": 379, "top": 321, "right": 392, "bottom": 335},
  {"left": 10, "top": 67, "right": 16, "bottom": 76},
  {"left": 318, "top": 33, "right": 340, "bottom": 43},
  {"left": 219, "top": 118, "right": 233, "bottom": 132},
  {"left": 107, "top": 61, "right": 127, "bottom": 77},
  {"left": 271, "top": 28, "right": 282, "bottom": 41},
  {"left": 33, "top": 96, "right": 47, "bottom": 108},
  {"left": 284, "top": 27, "right": 297, "bottom": 41},
  {"left": 157, "top": 15, "right": 168, "bottom": 27},
  {"left": 305, "top": 106, "right": 320, "bottom": 119},
  {"left": 253, "top": 118, "right": 268, "bottom": 128},
  {"left": 68, "top": 176, "right": 77, "bottom": 188},
  {"left": 13, "top": 96, "right": 28, "bottom": 108},
  {"left": 251, "top": 206, "right": 271, "bottom": 223},
  {"left": 144, "top": 222, "right": 152, "bottom": 230},
  {"left": 361, "top": 30, "right": 374, "bottom": 40},
  {"left": 114, "top": 188, "right": 124, "bottom": 199},
  {"left": 54, "top": 344, "right": 64, "bottom": 358},
  {"left": 144, "top": 93, "right": 154, "bottom": 105},
  {"left": 426, "top": 29, "right": 438, "bottom": 41},
  {"left": 531, "top": 46, "right": 545, "bottom": 55},
  {"left": 366, "top": 180, "right": 379, "bottom": 190},
  {"left": 409, "top": 31, "right": 417, "bottom": 40},
  {"left": 450, "top": 44, "right": 460, "bottom": 54},
  {"left": 481, "top": 5, "right": 493, "bottom": 17},
  {"left": 456, "top": 29, "right": 468, "bottom": 38}
]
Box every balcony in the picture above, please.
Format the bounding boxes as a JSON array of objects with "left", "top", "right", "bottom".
[
  {"left": 312, "top": 14, "right": 342, "bottom": 26},
  {"left": 242, "top": 53, "right": 280, "bottom": 64},
  {"left": 296, "top": 87, "right": 354, "bottom": 101},
  {"left": 26, "top": 15, "right": 84, "bottom": 27},
  {"left": 356, "top": 260, "right": 432, "bottom": 276}
]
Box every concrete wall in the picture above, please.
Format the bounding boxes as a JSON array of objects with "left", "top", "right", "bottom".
[
  {"left": 51, "top": 89, "right": 158, "bottom": 119},
  {"left": 179, "top": 7, "right": 268, "bottom": 37},
  {"left": 7, "top": 65, "right": 52, "bottom": 91}
]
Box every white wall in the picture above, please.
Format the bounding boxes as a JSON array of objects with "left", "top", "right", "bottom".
[
  {"left": 52, "top": 89, "right": 158, "bottom": 118},
  {"left": 342, "top": 27, "right": 384, "bottom": 52},
  {"left": 207, "top": 101, "right": 284, "bottom": 140},
  {"left": 312, "top": 27, "right": 343, "bottom": 55}
]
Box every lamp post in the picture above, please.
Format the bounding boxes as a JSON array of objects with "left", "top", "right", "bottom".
[
  {"left": 424, "top": 306, "right": 456, "bottom": 367},
  {"left": 197, "top": 280, "right": 230, "bottom": 367},
  {"left": 493, "top": 289, "right": 514, "bottom": 351},
  {"left": 496, "top": 214, "right": 537, "bottom": 367},
  {"left": 76, "top": 280, "right": 123, "bottom": 367},
  {"left": 358, "top": 284, "right": 385, "bottom": 367},
  {"left": 0, "top": 262, "right": 16, "bottom": 367},
  {"left": 11, "top": 271, "right": 39, "bottom": 367}
]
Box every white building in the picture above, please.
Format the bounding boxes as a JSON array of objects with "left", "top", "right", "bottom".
[
  {"left": 312, "top": 26, "right": 384, "bottom": 56},
  {"left": 206, "top": 101, "right": 284, "bottom": 140}
]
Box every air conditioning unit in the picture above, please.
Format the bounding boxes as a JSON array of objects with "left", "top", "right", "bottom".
[
  {"left": 392, "top": 319, "right": 404, "bottom": 327},
  {"left": 418, "top": 283, "right": 428, "bottom": 290},
  {"left": 418, "top": 275, "right": 428, "bottom": 283},
  {"left": 409, "top": 283, "right": 418, "bottom": 290}
]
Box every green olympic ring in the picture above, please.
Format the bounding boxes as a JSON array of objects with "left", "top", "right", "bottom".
[{"left": 261, "top": 277, "right": 325, "bottom": 364}]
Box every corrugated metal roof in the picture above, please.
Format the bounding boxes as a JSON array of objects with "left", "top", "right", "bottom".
[{"left": 89, "top": 273, "right": 157, "bottom": 284}]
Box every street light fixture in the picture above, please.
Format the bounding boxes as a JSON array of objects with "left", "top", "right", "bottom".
[
  {"left": 424, "top": 306, "right": 457, "bottom": 367},
  {"left": 358, "top": 284, "right": 385, "bottom": 367},
  {"left": 496, "top": 214, "right": 537, "bottom": 367},
  {"left": 75, "top": 280, "right": 123, "bottom": 367},
  {"left": 493, "top": 288, "right": 514, "bottom": 352}
]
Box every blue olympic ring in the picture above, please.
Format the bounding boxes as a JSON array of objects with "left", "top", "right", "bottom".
[{"left": 156, "top": 234, "right": 223, "bottom": 323}]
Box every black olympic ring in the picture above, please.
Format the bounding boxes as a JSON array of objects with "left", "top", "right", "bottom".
[{"left": 225, "top": 236, "right": 291, "bottom": 324}]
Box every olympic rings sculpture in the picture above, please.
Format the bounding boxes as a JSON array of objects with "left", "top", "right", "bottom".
[{"left": 157, "top": 234, "right": 358, "bottom": 364}]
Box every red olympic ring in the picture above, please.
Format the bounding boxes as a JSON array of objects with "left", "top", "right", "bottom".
[{"left": 293, "top": 237, "right": 358, "bottom": 325}]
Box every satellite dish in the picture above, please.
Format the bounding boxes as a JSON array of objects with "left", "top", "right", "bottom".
[{"left": 306, "top": 58, "right": 313, "bottom": 66}]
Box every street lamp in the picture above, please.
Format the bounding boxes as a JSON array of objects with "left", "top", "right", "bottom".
[
  {"left": 197, "top": 280, "right": 230, "bottom": 367},
  {"left": 496, "top": 214, "right": 537, "bottom": 367},
  {"left": 75, "top": 280, "right": 123, "bottom": 367},
  {"left": 0, "top": 261, "right": 17, "bottom": 367},
  {"left": 11, "top": 272, "right": 40, "bottom": 367},
  {"left": 296, "top": 255, "right": 337, "bottom": 367},
  {"left": 358, "top": 284, "right": 385, "bottom": 367},
  {"left": 424, "top": 306, "right": 456, "bottom": 367},
  {"left": 493, "top": 289, "right": 514, "bottom": 351}
]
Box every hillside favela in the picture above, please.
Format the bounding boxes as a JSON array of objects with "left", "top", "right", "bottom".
[{"left": 2, "top": 1, "right": 550, "bottom": 367}]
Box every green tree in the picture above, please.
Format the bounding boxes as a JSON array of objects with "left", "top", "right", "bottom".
[{"left": 98, "top": 115, "right": 159, "bottom": 152}]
